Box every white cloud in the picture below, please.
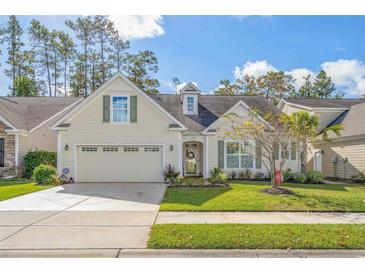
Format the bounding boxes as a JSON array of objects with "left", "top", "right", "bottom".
[
  {"left": 232, "top": 59, "right": 365, "bottom": 97},
  {"left": 233, "top": 60, "right": 276, "bottom": 79},
  {"left": 108, "top": 15, "right": 164, "bottom": 40},
  {"left": 287, "top": 68, "right": 315, "bottom": 90},
  {"left": 321, "top": 59, "right": 365, "bottom": 97}
]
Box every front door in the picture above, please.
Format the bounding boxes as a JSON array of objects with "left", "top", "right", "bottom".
[{"left": 184, "top": 143, "right": 200, "bottom": 176}]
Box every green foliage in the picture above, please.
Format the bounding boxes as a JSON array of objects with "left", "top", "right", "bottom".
[
  {"left": 32, "top": 164, "right": 58, "bottom": 185},
  {"left": 351, "top": 171, "right": 365, "bottom": 184},
  {"left": 163, "top": 164, "right": 180, "bottom": 183},
  {"left": 208, "top": 167, "right": 228, "bottom": 185},
  {"left": 126, "top": 50, "right": 160, "bottom": 94},
  {"left": 13, "top": 75, "right": 39, "bottom": 96},
  {"left": 181, "top": 177, "right": 205, "bottom": 186},
  {"left": 305, "top": 171, "right": 324, "bottom": 184},
  {"left": 283, "top": 169, "right": 324, "bottom": 184},
  {"left": 23, "top": 150, "right": 57, "bottom": 178},
  {"left": 292, "top": 172, "right": 307, "bottom": 184}
]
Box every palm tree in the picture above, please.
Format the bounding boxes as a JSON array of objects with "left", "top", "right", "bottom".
[{"left": 289, "top": 111, "right": 343, "bottom": 173}]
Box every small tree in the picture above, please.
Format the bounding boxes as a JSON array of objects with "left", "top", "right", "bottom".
[
  {"left": 226, "top": 110, "right": 292, "bottom": 189},
  {"left": 13, "top": 75, "right": 39, "bottom": 96},
  {"left": 289, "top": 110, "right": 343, "bottom": 173}
]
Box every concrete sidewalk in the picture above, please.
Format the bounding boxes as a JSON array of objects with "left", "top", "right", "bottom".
[
  {"left": 156, "top": 211, "right": 365, "bottom": 224},
  {"left": 0, "top": 248, "right": 364, "bottom": 258}
]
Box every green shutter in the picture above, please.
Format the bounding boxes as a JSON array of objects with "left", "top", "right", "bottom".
[
  {"left": 130, "top": 96, "right": 137, "bottom": 123},
  {"left": 255, "top": 140, "right": 262, "bottom": 169},
  {"left": 103, "top": 95, "right": 110, "bottom": 123},
  {"left": 218, "top": 140, "right": 224, "bottom": 169}
]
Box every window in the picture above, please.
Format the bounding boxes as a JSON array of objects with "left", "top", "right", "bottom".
[
  {"left": 112, "top": 96, "right": 128, "bottom": 123},
  {"left": 187, "top": 96, "right": 194, "bottom": 112},
  {"left": 103, "top": 147, "right": 119, "bottom": 152},
  {"left": 0, "top": 138, "right": 4, "bottom": 167},
  {"left": 82, "top": 147, "right": 97, "bottom": 152},
  {"left": 226, "top": 142, "right": 239, "bottom": 168},
  {"left": 144, "top": 147, "right": 160, "bottom": 152},
  {"left": 225, "top": 141, "right": 254, "bottom": 169},
  {"left": 123, "top": 147, "right": 139, "bottom": 152},
  {"left": 291, "top": 142, "right": 297, "bottom": 160}
]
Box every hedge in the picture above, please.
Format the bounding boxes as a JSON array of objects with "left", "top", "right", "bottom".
[{"left": 23, "top": 150, "right": 57, "bottom": 178}]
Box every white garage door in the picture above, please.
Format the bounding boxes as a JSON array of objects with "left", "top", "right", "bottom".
[{"left": 77, "top": 145, "right": 163, "bottom": 182}]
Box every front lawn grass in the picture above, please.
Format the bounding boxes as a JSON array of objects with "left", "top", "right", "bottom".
[
  {"left": 160, "top": 182, "right": 365, "bottom": 212},
  {"left": 0, "top": 179, "right": 53, "bottom": 201},
  {"left": 148, "top": 224, "right": 365, "bottom": 249}
]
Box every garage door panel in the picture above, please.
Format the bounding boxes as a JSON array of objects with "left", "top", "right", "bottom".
[{"left": 77, "top": 145, "right": 163, "bottom": 182}]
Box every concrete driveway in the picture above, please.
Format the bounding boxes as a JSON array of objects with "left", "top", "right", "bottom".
[{"left": 0, "top": 183, "right": 166, "bottom": 253}]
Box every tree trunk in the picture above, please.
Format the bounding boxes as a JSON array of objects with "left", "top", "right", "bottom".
[
  {"left": 45, "top": 46, "right": 52, "bottom": 97},
  {"left": 84, "top": 43, "right": 87, "bottom": 97},
  {"left": 300, "top": 151, "right": 307, "bottom": 173},
  {"left": 12, "top": 44, "right": 15, "bottom": 96},
  {"left": 64, "top": 59, "right": 67, "bottom": 97},
  {"left": 54, "top": 52, "right": 57, "bottom": 97}
]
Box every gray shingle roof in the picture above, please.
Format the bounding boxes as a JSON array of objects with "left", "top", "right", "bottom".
[
  {"left": 284, "top": 98, "right": 365, "bottom": 108},
  {"left": 0, "top": 96, "right": 81, "bottom": 131},
  {"left": 324, "top": 102, "right": 365, "bottom": 138},
  {"left": 149, "top": 94, "right": 279, "bottom": 132}
]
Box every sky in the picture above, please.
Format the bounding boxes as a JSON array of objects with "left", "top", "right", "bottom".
[{"left": 1, "top": 15, "right": 365, "bottom": 97}]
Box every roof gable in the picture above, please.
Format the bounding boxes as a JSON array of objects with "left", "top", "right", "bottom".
[
  {"left": 52, "top": 73, "right": 186, "bottom": 130},
  {"left": 0, "top": 97, "right": 80, "bottom": 131}
]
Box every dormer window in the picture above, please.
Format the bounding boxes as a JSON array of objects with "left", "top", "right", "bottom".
[
  {"left": 187, "top": 96, "right": 194, "bottom": 112},
  {"left": 180, "top": 82, "right": 200, "bottom": 115},
  {"left": 184, "top": 95, "right": 198, "bottom": 114}
]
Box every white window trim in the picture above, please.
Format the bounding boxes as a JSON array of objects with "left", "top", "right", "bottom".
[
  {"left": 224, "top": 140, "right": 257, "bottom": 170},
  {"left": 183, "top": 95, "right": 198, "bottom": 115},
  {"left": 110, "top": 95, "right": 130, "bottom": 124}
]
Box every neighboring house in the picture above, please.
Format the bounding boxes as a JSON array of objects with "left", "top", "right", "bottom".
[
  {"left": 0, "top": 97, "right": 81, "bottom": 176},
  {"left": 51, "top": 73, "right": 300, "bottom": 183},
  {"left": 279, "top": 98, "right": 365, "bottom": 179}
]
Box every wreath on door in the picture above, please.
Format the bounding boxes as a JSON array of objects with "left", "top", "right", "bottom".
[{"left": 187, "top": 150, "right": 195, "bottom": 159}]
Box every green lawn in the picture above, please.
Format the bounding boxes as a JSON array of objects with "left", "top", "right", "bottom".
[
  {"left": 148, "top": 224, "right": 365, "bottom": 249},
  {"left": 0, "top": 179, "right": 53, "bottom": 201},
  {"left": 160, "top": 182, "right": 365, "bottom": 212}
]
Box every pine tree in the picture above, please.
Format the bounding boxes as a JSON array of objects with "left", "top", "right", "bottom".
[
  {"left": 298, "top": 74, "right": 314, "bottom": 98},
  {"left": 55, "top": 31, "right": 76, "bottom": 97},
  {"left": 125, "top": 50, "right": 160, "bottom": 94},
  {"left": 3, "top": 16, "right": 24, "bottom": 95},
  {"left": 29, "top": 20, "right": 53, "bottom": 96},
  {"left": 313, "top": 70, "right": 336, "bottom": 98},
  {"left": 66, "top": 16, "right": 95, "bottom": 97},
  {"left": 110, "top": 32, "right": 129, "bottom": 73}
]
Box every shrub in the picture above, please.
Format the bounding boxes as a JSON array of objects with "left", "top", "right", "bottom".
[
  {"left": 32, "top": 164, "right": 58, "bottom": 185},
  {"left": 163, "top": 164, "right": 180, "bottom": 183},
  {"left": 208, "top": 167, "right": 228, "bottom": 185},
  {"left": 283, "top": 169, "right": 295, "bottom": 183},
  {"left": 254, "top": 171, "right": 266, "bottom": 181},
  {"left": 351, "top": 171, "right": 365, "bottom": 184},
  {"left": 229, "top": 170, "right": 238, "bottom": 180},
  {"left": 23, "top": 150, "right": 56, "bottom": 178},
  {"left": 305, "top": 171, "right": 324, "bottom": 184},
  {"left": 292, "top": 172, "right": 306, "bottom": 184}
]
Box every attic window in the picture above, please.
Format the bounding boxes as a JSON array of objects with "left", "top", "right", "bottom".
[{"left": 187, "top": 96, "right": 194, "bottom": 112}]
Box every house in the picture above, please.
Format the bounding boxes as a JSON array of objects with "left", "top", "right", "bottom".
[
  {"left": 0, "top": 96, "right": 82, "bottom": 176},
  {"left": 279, "top": 98, "right": 365, "bottom": 179},
  {"left": 49, "top": 73, "right": 300, "bottom": 183}
]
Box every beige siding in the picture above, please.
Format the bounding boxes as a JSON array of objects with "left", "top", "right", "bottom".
[
  {"left": 59, "top": 78, "right": 180, "bottom": 182},
  {"left": 18, "top": 119, "right": 58, "bottom": 165},
  {"left": 206, "top": 103, "right": 300, "bottom": 176},
  {"left": 314, "top": 138, "right": 365, "bottom": 179}
]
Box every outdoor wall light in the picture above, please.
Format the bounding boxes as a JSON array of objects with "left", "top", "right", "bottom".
[
  {"left": 64, "top": 144, "right": 69, "bottom": 151},
  {"left": 170, "top": 145, "right": 174, "bottom": 151}
]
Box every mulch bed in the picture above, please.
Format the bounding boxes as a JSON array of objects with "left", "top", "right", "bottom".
[{"left": 261, "top": 187, "right": 295, "bottom": 195}]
